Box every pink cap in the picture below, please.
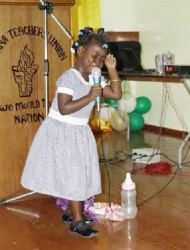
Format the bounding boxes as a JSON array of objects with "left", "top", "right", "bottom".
[
  {"left": 122, "top": 182, "right": 135, "bottom": 190},
  {"left": 122, "top": 173, "right": 136, "bottom": 190}
]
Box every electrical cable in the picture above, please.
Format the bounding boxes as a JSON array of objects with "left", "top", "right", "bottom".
[
  {"left": 135, "top": 73, "right": 190, "bottom": 207},
  {"left": 99, "top": 152, "right": 133, "bottom": 164},
  {"left": 159, "top": 152, "right": 179, "bottom": 165},
  {"left": 96, "top": 107, "right": 112, "bottom": 208},
  {"left": 132, "top": 152, "right": 177, "bottom": 165},
  {"left": 148, "top": 73, "right": 188, "bottom": 160},
  {"left": 98, "top": 104, "right": 131, "bottom": 164},
  {"left": 180, "top": 142, "right": 190, "bottom": 165},
  {"left": 137, "top": 75, "right": 188, "bottom": 206},
  {"left": 183, "top": 143, "right": 190, "bottom": 158},
  {"left": 137, "top": 164, "right": 179, "bottom": 207},
  {"left": 96, "top": 73, "right": 190, "bottom": 209},
  {"left": 162, "top": 72, "right": 188, "bottom": 131},
  {"left": 182, "top": 162, "right": 190, "bottom": 166}
]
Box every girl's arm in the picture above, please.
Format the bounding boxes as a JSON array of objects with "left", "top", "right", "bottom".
[
  {"left": 102, "top": 54, "right": 122, "bottom": 100},
  {"left": 58, "top": 84, "right": 101, "bottom": 115}
]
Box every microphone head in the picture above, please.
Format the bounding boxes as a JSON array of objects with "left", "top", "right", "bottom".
[{"left": 92, "top": 67, "right": 101, "bottom": 77}]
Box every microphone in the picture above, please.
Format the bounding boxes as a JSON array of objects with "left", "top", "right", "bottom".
[{"left": 92, "top": 67, "right": 101, "bottom": 113}]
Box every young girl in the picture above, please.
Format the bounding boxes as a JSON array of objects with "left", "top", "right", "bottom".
[{"left": 21, "top": 27, "right": 122, "bottom": 238}]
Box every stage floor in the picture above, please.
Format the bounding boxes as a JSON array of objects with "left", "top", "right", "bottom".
[{"left": 1, "top": 130, "right": 190, "bottom": 250}]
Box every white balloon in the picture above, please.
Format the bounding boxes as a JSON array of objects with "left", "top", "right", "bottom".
[
  {"left": 118, "top": 94, "right": 137, "bottom": 113},
  {"left": 99, "top": 104, "right": 115, "bottom": 121}
]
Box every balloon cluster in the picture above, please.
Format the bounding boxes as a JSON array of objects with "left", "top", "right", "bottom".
[
  {"left": 128, "top": 95, "right": 152, "bottom": 131},
  {"left": 100, "top": 94, "right": 152, "bottom": 132}
]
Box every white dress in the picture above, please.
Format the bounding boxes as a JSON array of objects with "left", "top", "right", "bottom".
[{"left": 21, "top": 68, "right": 102, "bottom": 201}]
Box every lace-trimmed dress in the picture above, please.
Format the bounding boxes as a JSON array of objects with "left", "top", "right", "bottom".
[{"left": 21, "top": 68, "right": 102, "bottom": 201}]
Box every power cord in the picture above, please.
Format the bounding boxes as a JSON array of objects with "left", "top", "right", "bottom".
[
  {"left": 99, "top": 152, "right": 133, "bottom": 164},
  {"left": 137, "top": 164, "right": 179, "bottom": 207},
  {"left": 95, "top": 94, "right": 189, "bottom": 209},
  {"left": 135, "top": 149, "right": 189, "bottom": 207}
]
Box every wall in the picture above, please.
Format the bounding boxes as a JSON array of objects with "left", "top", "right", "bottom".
[{"left": 101, "top": 0, "right": 190, "bottom": 131}]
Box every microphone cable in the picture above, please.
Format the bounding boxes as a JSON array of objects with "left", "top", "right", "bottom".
[{"left": 96, "top": 107, "right": 113, "bottom": 209}]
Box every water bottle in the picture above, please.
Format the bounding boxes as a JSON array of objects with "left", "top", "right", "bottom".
[{"left": 121, "top": 173, "right": 137, "bottom": 219}]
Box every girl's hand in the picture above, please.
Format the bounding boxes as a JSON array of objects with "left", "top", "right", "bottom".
[
  {"left": 104, "top": 54, "right": 117, "bottom": 70},
  {"left": 88, "top": 85, "right": 102, "bottom": 101}
]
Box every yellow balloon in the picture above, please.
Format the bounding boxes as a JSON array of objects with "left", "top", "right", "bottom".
[
  {"left": 109, "top": 110, "right": 129, "bottom": 131},
  {"left": 90, "top": 112, "right": 112, "bottom": 132}
]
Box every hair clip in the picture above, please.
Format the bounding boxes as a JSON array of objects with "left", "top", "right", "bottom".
[
  {"left": 84, "top": 27, "right": 90, "bottom": 34},
  {"left": 102, "top": 43, "right": 108, "bottom": 49},
  {"left": 89, "top": 27, "right": 94, "bottom": 34},
  {"left": 78, "top": 31, "right": 83, "bottom": 36},
  {"left": 98, "top": 28, "right": 104, "bottom": 36},
  {"left": 75, "top": 41, "right": 79, "bottom": 47}
]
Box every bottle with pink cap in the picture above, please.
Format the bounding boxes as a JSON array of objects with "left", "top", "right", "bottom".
[{"left": 121, "top": 172, "right": 137, "bottom": 219}]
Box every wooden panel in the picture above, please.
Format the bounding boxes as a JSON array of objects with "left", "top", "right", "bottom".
[
  {"left": 0, "top": 0, "right": 75, "bottom": 6},
  {"left": 144, "top": 124, "right": 188, "bottom": 139},
  {"left": 0, "top": 3, "right": 73, "bottom": 199},
  {"left": 104, "top": 31, "right": 139, "bottom": 42}
]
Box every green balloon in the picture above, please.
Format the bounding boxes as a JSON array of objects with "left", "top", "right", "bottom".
[
  {"left": 129, "top": 111, "right": 144, "bottom": 131},
  {"left": 135, "top": 96, "right": 152, "bottom": 114}
]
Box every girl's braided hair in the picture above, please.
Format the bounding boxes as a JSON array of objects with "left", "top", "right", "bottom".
[{"left": 71, "top": 27, "right": 108, "bottom": 55}]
